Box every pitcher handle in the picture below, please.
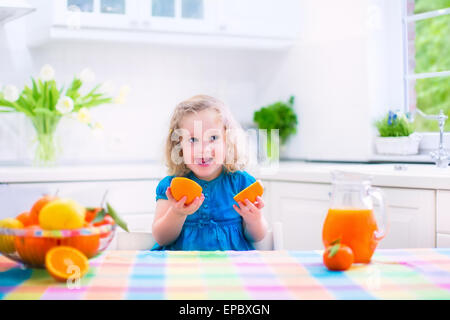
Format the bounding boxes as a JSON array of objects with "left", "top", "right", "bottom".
[{"left": 368, "top": 187, "right": 388, "bottom": 241}]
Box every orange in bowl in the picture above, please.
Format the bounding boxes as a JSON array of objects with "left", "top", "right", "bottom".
[
  {"left": 233, "top": 180, "right": 264, "bottom": 204},
  {"left": 45, "top": 246, "right": 89, "bottom": 282},
  {"left": 16, "top": 211, "right": 32, "bottom": 227},
  {"left": 29, "top": 195, "right": 59, "bottom": 225},
  {"left": 170, "top": 177, "right": 203, "bottom": 205}
]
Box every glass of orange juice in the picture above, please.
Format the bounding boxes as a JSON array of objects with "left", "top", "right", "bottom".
[{"left": 322, "top": 171, "right": 388, "bottom": 263}]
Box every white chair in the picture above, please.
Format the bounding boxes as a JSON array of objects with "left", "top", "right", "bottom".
[{"left": 253, "top": 222, "right": 284, "bottom": 250}]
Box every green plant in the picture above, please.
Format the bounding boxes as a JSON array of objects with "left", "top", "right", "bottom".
[
  {"left": 0, "top": 65, "right": 127, "bottom": 165},
  {"left": 375, "top": 110, "right": 414, "bottom": 137},
  {"left": 253, "top": 95, "right": 297, "bottom": 142},
  {"left": 253, "top": 96, "right": 298, "bottom": 158}
]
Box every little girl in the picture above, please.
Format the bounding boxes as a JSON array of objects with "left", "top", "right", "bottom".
[{"left": 151, "top": 95, "right": 268, "bottom": 250}]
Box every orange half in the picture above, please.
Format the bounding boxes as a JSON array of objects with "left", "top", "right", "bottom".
[
  {"left": 45, "top": 246, "right": 89, "bottom": 282},
  {"left": 170, "top": 177, "right": 203, "bottom": 205},
  {"left": 233, "top": 180, "right": 264, "bottom": 204}
]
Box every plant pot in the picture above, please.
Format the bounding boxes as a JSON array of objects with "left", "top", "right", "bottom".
[{"left": 375, "top": 133, "right": 422, "bottom": 155}]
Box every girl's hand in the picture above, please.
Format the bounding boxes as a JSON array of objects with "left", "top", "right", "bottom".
[
  {"left": 233, "top": 196, "right": 265, "bottom": 224},
  {"left": 166, "top": 187, "right": 204, "bottom": 217}
]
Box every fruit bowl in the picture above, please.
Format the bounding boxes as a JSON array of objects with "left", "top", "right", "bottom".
[{"left": 0, "top": 224, "right": 116, "bottom": 268}]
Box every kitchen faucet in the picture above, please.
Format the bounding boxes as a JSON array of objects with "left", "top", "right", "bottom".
[{"left": 411, "top": 109, "right": 449, "bottom": 168}]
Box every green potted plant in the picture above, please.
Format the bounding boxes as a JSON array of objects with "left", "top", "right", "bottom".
[
  {"left": 0, "top": 65, "right": 129, "bottom": 166},
  {"left": 253, "top": 96, "right": 298, "bottom": 159},
  {"left": 374, "top": 110, "right": 422, "bottom": 155}
]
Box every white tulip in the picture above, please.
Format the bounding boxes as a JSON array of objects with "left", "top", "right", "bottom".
[
  {"left": 99, "top": 81, "right": 115, "bottom": 95},
  {"left": 77, "top": 107, "right": 92, "bottom": 124},
  {"left": 93, "top": 122, "right": 104, "bottom": 130},
  {"left": 114, "top": 85, "right": 131, "bottom": 104},
  {"left": 40, "top": 64, "right": 55, "bottom": 82},
  {"left": 56, "top": 96, "right": 74, "bottom": 114},
  {"left": 78, "top": 68, "right": 95, "bottom": 83},
  {"left": 119, "top": 85, "right": 131, "bottom": 96},
  {"left": 395, "top": 110, "right": 408, "bottom": 122},
  {"left": 3, "top": 85, "right": 20, "bottom": 102}
]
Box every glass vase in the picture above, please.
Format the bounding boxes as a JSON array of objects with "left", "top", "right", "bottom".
[{"left": 29, "top": 114, "right": 62, "bottom": 166}]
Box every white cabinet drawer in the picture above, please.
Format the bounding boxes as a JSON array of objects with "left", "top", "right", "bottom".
[{"left": 437, "top": 190, "right": 450, "bottom": 234}]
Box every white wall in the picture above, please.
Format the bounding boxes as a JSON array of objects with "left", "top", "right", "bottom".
[
  {"left": 257, "top": 0, "right": 405, "bottom": 161},
  {"left": 0, "top": 16, "right": 284, "bottom": 164},
  {"left": 0, "top": 0, "right": 404, "bottom": 165}
]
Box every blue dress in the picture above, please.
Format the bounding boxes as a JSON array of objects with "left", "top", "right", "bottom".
[{"left": 151, "top": 168, "right": 256, "bottom": 251}]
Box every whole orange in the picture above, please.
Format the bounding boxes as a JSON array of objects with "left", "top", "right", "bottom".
[
  {"left": 29, "top": 195, "right": 59, "bottom": 225},
  {"left": 16, "top": 211, "right": 32, "bottom": 227},
  {"left": 323, "top": 242, "right": 354, "bottom": 271}
]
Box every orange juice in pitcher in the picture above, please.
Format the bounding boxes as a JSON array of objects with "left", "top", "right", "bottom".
[{"left": 322, "top": 171, "right": 388, "bottom": 264}]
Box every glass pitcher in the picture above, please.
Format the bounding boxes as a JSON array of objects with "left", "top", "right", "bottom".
[{"left": 322, "top": 171, "right": 388, "bottom": 263}]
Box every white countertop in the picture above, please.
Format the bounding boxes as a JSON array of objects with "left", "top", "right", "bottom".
[
  {"left": 1, "top": 161, "right": 449, "bottom": 190},
  {"left": 254, "top": 161, "right": 450, "bottom": 190}
]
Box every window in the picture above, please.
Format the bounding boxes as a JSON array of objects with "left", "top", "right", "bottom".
[
  {"left": 181, "top": 0, "right": 203, "bottom": 19},
  {"left": 152, "top": 0, "right": 204, "bottom": 19},
  {"left": 101, "top": 0, "right": 126, "bottom": 14},
  {"left": 67, "top": 0, "right": 93, "bottom": 12},
  {"left": 403, "top": 0, "right": 450, "bottom": 131},
  {"left": 152, "top": 0, "right": 175, "bottom": 17}
]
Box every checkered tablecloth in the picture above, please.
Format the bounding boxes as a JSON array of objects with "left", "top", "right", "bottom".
[{"left": 1, "top": 249, "right": 450, "bottom": 300}]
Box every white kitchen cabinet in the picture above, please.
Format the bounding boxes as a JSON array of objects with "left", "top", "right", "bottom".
[
  {"left": 437, "top": 190, "right": 450, "bottom": 234},
  {"left": 26, "top": 0, "right": 298, "bottom": 49},
  {"left": 269, "top": 181, "right": 436, "bottom": 250},
  {"left": 269, "top": 181, "right": 330, "bottom": 250},
  {"left": 436, "top": 190, "right": 450, "bottom": 248},
  {"left": 52, "top": 0, "right": 136, "bottom": 29},
  {"left": 217, "top": 0, "right": 300, "bottom": 39},
  {"left": 138, "top": 0, "right": 218, "bottom": 33},
  {"left": 377, "top": 187, "right": 435, "bottom": 249},
  {"left": 437, "top": 234, "right": 450, "bottom": 248},
  {"left": 0, "top": 179, "right": 158, "bottom": 219}
]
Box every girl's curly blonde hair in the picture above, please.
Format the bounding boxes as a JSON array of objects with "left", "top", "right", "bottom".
[{"left": 165, "top": 95, "right": 248, "bottom": 176}]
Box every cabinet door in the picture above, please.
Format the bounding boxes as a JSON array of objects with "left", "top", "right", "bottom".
[
  {"left": 137, "top": 0, "right": 217, "bottom": 33},
  {"left": 377, "top": 187, "right": 435, "bottom": 249},
  {"left": 217, "top": 0, "right": 299, "bottom": 39},
  {"left": 269, "top": 182, "right": 331, "bottom": 250},
  {"left": 437, "top": 190, "right": 450, "bottom": 234},
  {"left": 437, "top": 233, "right": 450, "bottom": 248},
  {"left": 53, "top": 0, "right": 138, "bottom": 29}
]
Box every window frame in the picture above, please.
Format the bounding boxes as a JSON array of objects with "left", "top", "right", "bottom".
[{"left": 401, "top": 0, "right": 450, "bottom": 117}]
